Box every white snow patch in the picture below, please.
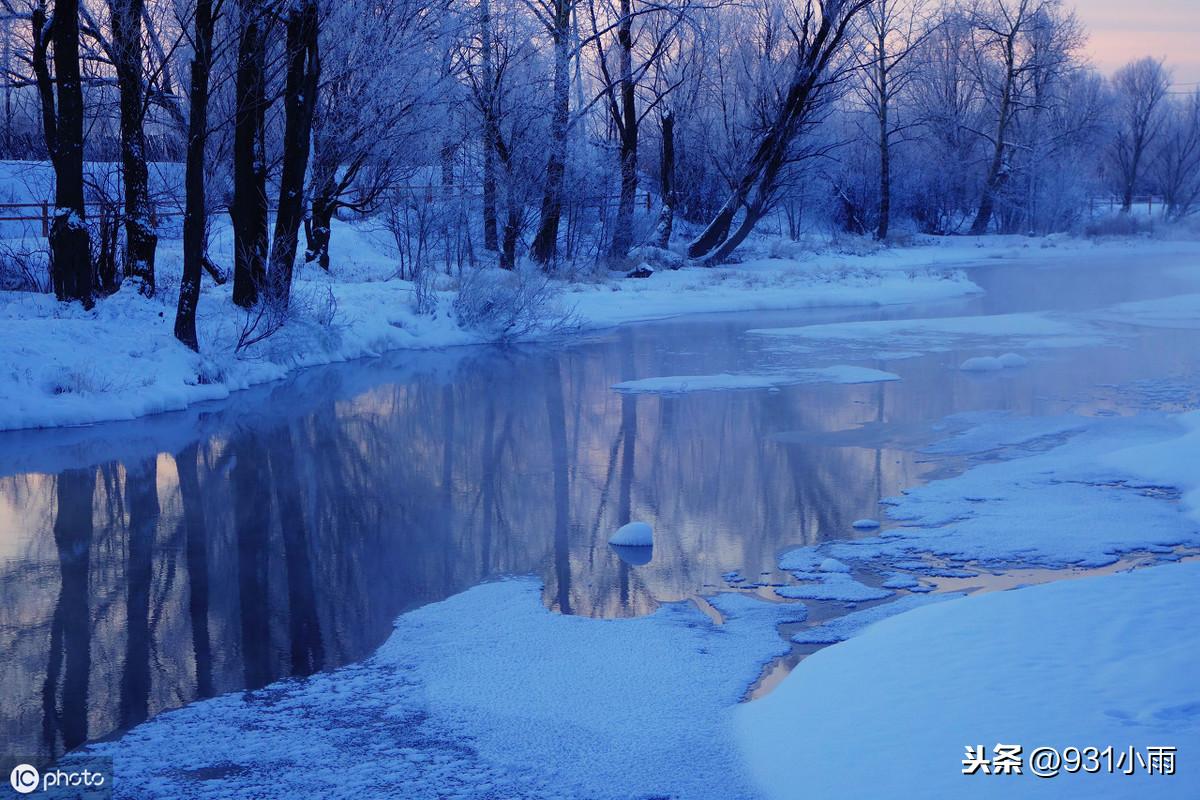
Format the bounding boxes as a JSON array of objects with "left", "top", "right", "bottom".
[{"left": 739, "top": 563, "right": 1200, "bottom": 799}]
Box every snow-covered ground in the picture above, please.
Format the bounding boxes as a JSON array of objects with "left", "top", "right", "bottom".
[
  {"left": 5, "top": 224, "right": 1199, "bottom": 432},
  {"left": 83, "top": 581, "right": 808, "bottom": 800}
]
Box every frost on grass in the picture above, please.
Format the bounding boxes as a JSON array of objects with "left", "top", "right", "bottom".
[{"left": 80, "top": 579, "right": 806, "bottom": 800}]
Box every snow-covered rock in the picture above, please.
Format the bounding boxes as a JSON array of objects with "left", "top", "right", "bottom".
[
  {"left": 851, "top": 518, "right": 881, "bottom": 530},
  {"left": 609, "top": 521, "right": 653, "bottom": 547},
  {"left": 997, "top": 351, "right": 1029, "bottom": 367}
]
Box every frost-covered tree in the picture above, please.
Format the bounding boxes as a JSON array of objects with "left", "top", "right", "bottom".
[
  {"left": 687, "top": 0, "right": 872, "bottom": 263},
  {"left": 853, "top": 0, "right": 933, "bottom": 240},
  {"left": 963, "top": 0, "right": 1080, "bottom": 235},
  {"left": 1154, "top": 89, "right": 1200, "bottom": 221},
  {"left": 1109, "top": 57, "right": 1171, "bottom": 213}
]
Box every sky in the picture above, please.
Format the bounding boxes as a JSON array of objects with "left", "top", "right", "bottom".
[{"left": 1074, "top": 0, "right": 1200, "bottom": 85}]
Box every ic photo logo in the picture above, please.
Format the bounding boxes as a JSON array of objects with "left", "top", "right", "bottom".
[
  {"left": 9, "top": 765, "right": 38, "bottom": 795},
  {"left": 7, "top": 760, "right": 109, "bottom": 797}
]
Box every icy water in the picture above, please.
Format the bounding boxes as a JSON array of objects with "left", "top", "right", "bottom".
[{"left": 3, "top": 251, "right": 1200, "bottom": 766}]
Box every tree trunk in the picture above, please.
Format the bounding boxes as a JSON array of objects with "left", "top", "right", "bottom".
[
  {"left": 501, "top": 204, "right": 520, "bottom": 270},
  {"left": 37, "top": 0, "right": 93, "bottom": 306},
  {"left": 654, "top": 110, "right": 675, "bottom": 249},
  {"left": 268, "top": 0, "right": 320, "bottom": 306},
  {"left": 305, "top": 197, "right": 334, "bottom": 270},
  {"left": 875, "top": 39, "right": 890, "bottom": 242},
  {"left": 969, "top": 35, "right": 1015, "bottom": 236},
  {"left": 111, "top": 0, "right": 157, "bottom": 294},
  {"left": 232, "top": 0, "right": 268, "bottom": 308},
  {"left": 174, "top": 0, "right": 215, "bottom": 351},
  {"left": 1121, "top": 143, "right": 1142, "bottom": 212},
  {"left": 480, "top": 0, "right": 499, "bottom": 251},
  {"left": 529, "top": 6, "right": 571, "bottom": 268},
  {"left": 608, "top": 0, "right": 637, "bottom": 258}
]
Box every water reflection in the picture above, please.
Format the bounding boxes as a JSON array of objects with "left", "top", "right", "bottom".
[{"left": 3, "top": 257, "right": 1200, "bottom": 766}]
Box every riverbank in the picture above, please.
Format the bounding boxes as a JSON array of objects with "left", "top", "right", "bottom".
[{"left": 3, "top": 228, "right": 1197, "bottom": 431}]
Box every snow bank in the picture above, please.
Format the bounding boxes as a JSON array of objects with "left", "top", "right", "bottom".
[
  {"left": 611, "top": 366, "right": 899, "bottom": 394},
  {"left": 80, "top": 579, "right": 806, "bottom": 800},
  {"left": 738, "top": 562, "right": 1200, "bottom": 799}
]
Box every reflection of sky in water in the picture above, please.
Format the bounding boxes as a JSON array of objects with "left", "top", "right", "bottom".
[{"left": 3, "top": 255, "right": 1200, "bottom": 766}]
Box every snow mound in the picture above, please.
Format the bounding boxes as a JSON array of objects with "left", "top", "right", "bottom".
[
  {"left": 997, "top": 352, "right": 1028, "bottom": 367},
  {"left": 609, "top": 521, "right": 653, "bottom": 547},
  {"left": 851, "top": 518, "right": 880, "bottom": 530}
]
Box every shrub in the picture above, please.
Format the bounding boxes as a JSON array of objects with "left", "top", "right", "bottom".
[{"left": 452, "top": 267, "right": 579, "bottom": 342}]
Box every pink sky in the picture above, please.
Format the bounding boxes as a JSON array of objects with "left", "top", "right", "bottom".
[{"left": 1074, "top": 0, "right": 1200, "bottom": 85}]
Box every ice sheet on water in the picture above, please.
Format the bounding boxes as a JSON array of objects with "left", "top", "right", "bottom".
[
  {"left": 748, "top": 313, "right": 1100, "bottom": 362},
  {"left": 611, "top": 366, "right": 899, "bottom": 394},
  {"left": 922, "top": 411, "right": 1090, "bottom": 456},
  {"left": 775, "top": 573, "right": 893, "bottom": 603},
  {"left": 791, "top": 592, "right": 964, "bottom": 644}
]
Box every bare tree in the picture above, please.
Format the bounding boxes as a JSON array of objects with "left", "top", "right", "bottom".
[
  {"left": 306, "top": 0, "right": 443, "bottom": 271},
  {"left": 586, "top": 0, "right": 688, "bottom": 259},
  {"left": 108, "top": 0, "right": 157, "bottom": 292},
  {"left": 266, "top": 0, "right": 318, "bottom": 305},
  {"left": 174, "top": 0, "right": 221, "bottom": 350},
  {"left": 231, "top": 0, "right": 268, "bottom": 307},
  {"left": 687, "top": 0, "right": 871, "bottom": 263},
  {"left": 1154, "top": 89, "right": 1200, "bottom": 220},
  {"left": 854, "top": 0, "right": 932, "bottom": 240},
  {"left": 31, "top": 0, "right": 93, "bottom": 305},
  {"left": 527, "top": 0, "right": 573, "bottom": 267},
  {"left": 964, "top": 0, "right": 1079, "bottom": 235},
  {"left": 1109, "top": 56, "right": 1170, "bottom": 213}
]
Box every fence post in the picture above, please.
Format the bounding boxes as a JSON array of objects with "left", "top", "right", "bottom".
[{"left": 41, "top": 202, "right": 49, "bottom": 238}]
